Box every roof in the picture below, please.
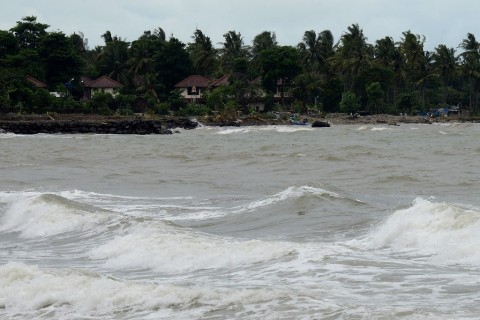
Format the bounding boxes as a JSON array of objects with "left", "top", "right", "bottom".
[
  {"left": 88, "top": 75, "right": 123, "bottom": 89},
  {"left": 80, "top": 76, "right": 94, "bottom": 87},
  {"left": 174, "top": 75, "right": 211, "bottom": 88},
  {"left": 209, "top": 74, "right": 230, "bottom": 88},
  {"left": 26, "top": 75, "right": 48, "bottom": 88}
]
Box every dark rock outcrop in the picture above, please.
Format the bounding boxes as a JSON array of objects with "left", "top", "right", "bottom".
[
  {"left": 0, "top": 118, "right": 197, "bottom": 135},
  {"left": 311, "top": 120, "right": 330, "bottom": 128}
]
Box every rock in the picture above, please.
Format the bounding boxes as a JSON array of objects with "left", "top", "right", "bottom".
[{"left": 311, "top": 120, "right": 330, "bottom": 128}]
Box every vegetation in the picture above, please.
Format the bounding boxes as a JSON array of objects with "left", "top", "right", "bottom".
[{"left": 1, "top": 16, "right": 479, "bottom": 116}]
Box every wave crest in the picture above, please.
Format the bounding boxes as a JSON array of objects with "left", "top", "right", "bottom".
[{"left": 354, "top": 198, "right": 480, "bottom": 264}]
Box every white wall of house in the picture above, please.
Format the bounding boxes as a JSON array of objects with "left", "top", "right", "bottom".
[
  {"left": 179, "top": 88, "right": 203, "bottom": 99},
  {"left": 92, "top": 88, "right": 119, "bottom": 97}
]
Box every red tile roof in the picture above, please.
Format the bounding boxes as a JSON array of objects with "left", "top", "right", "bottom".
[
  {"left": 174, "top": 75, "right": 211, "bottom": 88},
  {"left": 88, "top": 75, "right": 123, "bottom": 88},
  {"left": 209, "top": 74, "right": 230, "bottom": 88},
  {"left": 80, "top": 76, "right": 94, "bottom": 87},
  {"left": 26, "top": 75, "right": 48, "bottom": 88}
]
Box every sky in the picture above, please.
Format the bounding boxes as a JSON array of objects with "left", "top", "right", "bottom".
[{"left": 1, "top": 0, "right": 479, "bottom": 52}]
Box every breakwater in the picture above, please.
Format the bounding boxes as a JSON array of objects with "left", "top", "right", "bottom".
[{"left": 0, "top": 118, "right": 198, "bottom": 134}]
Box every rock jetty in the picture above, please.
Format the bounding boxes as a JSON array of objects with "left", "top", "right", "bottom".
[{"left": 0, "top": 115, "right": 198, "bottom": 134}]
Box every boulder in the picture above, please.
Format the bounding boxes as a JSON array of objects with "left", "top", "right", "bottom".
[{"left": 311, "top": 120, "right": 330, "bottom": 128}]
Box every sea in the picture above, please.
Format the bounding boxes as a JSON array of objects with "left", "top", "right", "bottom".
[{"left": 1, "top": 122, "right": 480, "bottom": 319}]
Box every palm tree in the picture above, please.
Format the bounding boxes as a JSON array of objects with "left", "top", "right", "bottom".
[
  {"left": 136, "top": 72, "right": 164, "bottom": 104},
  {"left": 188, "top": 29, "right": 218, "bottom": 76},
  {"left": 317, "top": 30, "right": 335, "bottom": 75},
  {"left": 96, "top": 33, "right": 130, "bottom": 85},
  {"left": 433, "top": 44, "right": 457, "bottom": 104},
  {"left": 399, "top": 31, "right": 426, "bottom": 92},
  {"left": 219, "top": 30, "right": 249, "bottom": 74},
  {"left": 459, "top": 33, "right": 480, "bottom": 112},
  {"left": 251, "top": 31, "right": 277, "bottom": 72},
  {"left": 375, "top": 36, "right": 401, "bottom": 104},
  {"left": 128, "top": 40, "right": 154, "bottom": 77},
  {"left": 332, "top": 24, "right": 373, "bottom": 92},
  {"left": 297, "top": 30, "right": 334, "bottom": 74},
  {"left": 298, "top": 30, "right": 319, "bottom": 71}
]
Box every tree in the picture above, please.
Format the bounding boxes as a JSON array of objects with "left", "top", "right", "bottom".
[
  {"left": 96, "top": 33, "right": 130, "bottom": 85},
  {"left": 10, "top": 16, "right": 49, "bottom": 49},
  {"left": 366, "top": 82, "right": 384, "bottom": 113},
  {"left": 188, "top": 29, "right": 218, "bottom": 76},
  {"left": 399, "top": 31, "right": 426, "bottom": 90},
  {"left": 291, "top": 72, "right": 323, "bottom": 112},
  {"left": 251, "top": 31, "right": 277, "bottom": 73},
  {"left": 220, "top": 30, "right": 249, "bottom": 74},
  {"left": 459, "top": 33, "right": 480, "bottom": 113},
  {"left": 154, "top": 37, "right": 192, "bottom": 94},
  {"left": 260, "top": 46, "right": 302, "bottom": 105},
  {"left": 332, "top": 24, "right": 373, "bottom": 93},
  {"left": 0, "top": 30, "right": 18, "bottom": 58},
  {"left": 38, "top": 32, "right": 84, "bottom": 90},
  {"left": 374, "top": 36, "right": 403, "bottom": 105},
  {"left": 432, "top": 44, "right": 457, "bottom": 104},
  {"left": 298, "top": 30, "right": 320, "bottom": 72},
  {"left": 339, "top": 91, "right": 359, "bottom": 117}
]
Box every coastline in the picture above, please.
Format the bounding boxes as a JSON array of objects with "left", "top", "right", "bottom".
[{"left": 0, "top": 113, "right": 478, "bottom": 134}]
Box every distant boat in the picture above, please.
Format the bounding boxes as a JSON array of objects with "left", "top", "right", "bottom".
[{"left": 290, "top": 117, "right": 308, "bottom": 125}]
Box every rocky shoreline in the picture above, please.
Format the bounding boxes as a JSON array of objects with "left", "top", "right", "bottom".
[
  {"left": 0, "top": 113, "right": 478, "bottom": 134},
  {"left": 0, "top": 114, "right": 198, "bottom": 134}
]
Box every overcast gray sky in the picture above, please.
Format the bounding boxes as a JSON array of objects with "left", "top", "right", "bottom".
[{"left": 1, "top": 0, "right": 479, "bottom": 51}]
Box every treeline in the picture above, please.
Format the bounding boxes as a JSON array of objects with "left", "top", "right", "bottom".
[{"left": 1, "top": 16, "right": 480, "bottom": 116}]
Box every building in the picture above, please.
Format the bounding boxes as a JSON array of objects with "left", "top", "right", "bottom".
[
  {"left": 26, "top": 75, "right": 48, "bottom": 89},
  {"left": 81, "top": 75, "right": 123, "bottom": 99},
  {"left": 174, "top": 75, "right": 211, "bottom": 103}
]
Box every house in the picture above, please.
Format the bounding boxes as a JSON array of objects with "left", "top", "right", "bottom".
[
  {"left": 26, "top": 75, "right": 48, "bottom": 89},
  {"left": 274, "top": 78, "right": 292, "bottom": 104},
  {"left": 81, "top": 75, "right": 123, "bottom": 99},
  {"left": 174, "top": 75, "right": 211, "bottom": 103},
  {"left": 209, "top": 74, "right": 230, "bottom": 89}
]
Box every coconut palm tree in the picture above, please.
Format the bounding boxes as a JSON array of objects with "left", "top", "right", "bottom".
[
  {"left": 251, "top": 31, "right": 277, "bottom": 72},
  {"left": 96, "top": 33, "right": 130, "bottom": 85},
  {"left": 399, "top": 31, "right": 426, "bottom": 92},
  {"left": 332, "top": 24, "right": 373, "bottom": 92},
  {"left": 432, "top": 44, "right": 457, "bottom": 104},
  {"left": 459, "top": 33, "right": 480, "bottom": 112},
  {"left": 188, "top": 29, "right": 218, "bottom": 77},
  {"left": 219, "top": 30, "right": 249, "bottom": 74},
  {"left": 298, "top": 30, "right": 320, "bottom": 72}
]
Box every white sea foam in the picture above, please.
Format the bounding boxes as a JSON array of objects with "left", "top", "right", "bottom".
[
  {"left": 89, "top": 222, "right": 297, "bottom": 273},
  {"left": 233, "top": 186, "right": 338, "bottom": 214},
  {"left": 354, "top": 198, "right": 480, "bottom": 265},
  {"left": 0, "top": 262, "right": 287, "bottom": 318},
  {"left": 216, "top": 125, "right": 314, "bottom": 134},
  {"left": 0, "top": 193, "right": 112, "bottom": 238},
  {"left": 371, "top": 126, "right": 392, "bottom": 131}
]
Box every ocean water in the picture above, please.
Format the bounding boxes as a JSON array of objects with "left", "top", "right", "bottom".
[{"left": 1, "top": 123, "right": 480, "bottom": 319}]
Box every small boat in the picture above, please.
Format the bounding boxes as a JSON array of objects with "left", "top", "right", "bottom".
[{"left": 290, "top": 117, "right": 309, "bottom": 125}]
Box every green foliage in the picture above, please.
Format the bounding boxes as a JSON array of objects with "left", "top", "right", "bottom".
[
  {"left": 321, "top": 77, "right": 343, "bottom": 112},
  {"left": 2, "top": 15, "right": 480, "bottom": 116},
  {"left": 396, "top": 92, "right": 418, "bottom": 113},
  {"left": 206, "top": 86, "right": 233, "bottom": 111},
  {"left": 155, "top": 102, "right": 171, "bottom": 115},
  {"left": 340, "top": 91, "right": 359, "bottom": 115},
  {"left": 86, "top": 92, "right": 114, "bottom": 115},
  {"left": 177, "top": 103, "right": 211, "bottom": 116},
  {"left": 260, "top": 46, "right": 302, "bottom": 93},
  {"left": 366, "top": 82, "right": 384, "bottom": 113}
]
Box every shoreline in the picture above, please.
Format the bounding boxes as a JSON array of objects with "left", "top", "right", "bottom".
[{"left": 0, "top": 113, "right": 478, "bottom": 134}]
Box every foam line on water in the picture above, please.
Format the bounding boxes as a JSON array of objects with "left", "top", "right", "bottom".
[{"left": 351, "top": 198, "right": 480, "bottom": 265}]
